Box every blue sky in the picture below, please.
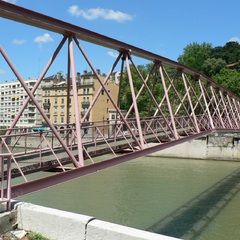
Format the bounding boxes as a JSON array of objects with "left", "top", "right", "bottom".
[{"left": 0, "top": 0, "right": 240, "bottom": 82}]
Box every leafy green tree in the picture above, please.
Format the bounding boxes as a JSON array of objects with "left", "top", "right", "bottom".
[
  {"left": 178, "top": 41, "right": 240, "bottom": 96},
  {"left": 120, "top": 63, "right": 164, "bottom": 117},
  {"left": 213, "top": 68, "right": 240, "bottom": 96},
  {"left": 222, "top": 41, "right": 240, "bottom": 64},
  {"left": 211, "top": 41, "right": 240, "bottom": 64},
  {"left": 178, "top": 42, "right": 213, "bottom": 72},
  {"left": 202, "top": 58, "right": 226, "bottom": 77}
]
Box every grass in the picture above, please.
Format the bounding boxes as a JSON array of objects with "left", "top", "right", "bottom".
[{"left": 27, "top": 232, "right": 50, "bottom": 240}]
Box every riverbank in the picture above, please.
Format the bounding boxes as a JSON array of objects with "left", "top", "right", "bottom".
[
  {"left": 147, "top": 133, "right": 240, "bottom": 161},
  {"left": 0, "top": 202, "right": 180, "bottom": 240}
]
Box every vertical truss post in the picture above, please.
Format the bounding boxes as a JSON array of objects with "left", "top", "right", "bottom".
[
  {"left": 73, "top": 38, "right": 142, "bottom": 148},
  {"left": 182, "top": 72, "right": 200, "bottom": 133},
  {"left": 219, "top": 91, "right": 233, "bottom": 128},
  {"left": 210, "top": 86, "right": 225, "bottom": 128},
  {"left": 0, "top": 153, "right": 12, "bottom": 210},
  {"left": 68, "top": 36, "right": 84, "bottom": 166},
  {"left": 125, "top": 52, "right": 145, "bottom": 149},
  {"left": 0, "top": 44, "right": 80, "bottom": 168},
  {"left": 66, "top": 37, "right": 72, "bottom": 146},
  {"left": 117, "top": 55, "right": 125, "bottom": 109},
  {"left": 159, "top": 63, "right": 179, "bottom": 139},
  {"left": 129, "top": 61, "right": 176, "bottom": 137},
  {"left": 198, "top": 79, "right": 214, "bottom": 129},
  {"left": 75, "top": 43, "right": 122, "bottom": 123},
  {"left": 226, "top": 95, "right": 238, "bottom": 128},
  {"left": 232, "top": 98, "right": 240, "bottom": 127}
]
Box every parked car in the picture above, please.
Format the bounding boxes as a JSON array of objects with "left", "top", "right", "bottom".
[{"left": 32, "top": 126, "right": 50, "bottom": 132}]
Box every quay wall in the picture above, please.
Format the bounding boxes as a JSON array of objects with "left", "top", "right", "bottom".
[
  {"left": 1, "top": 202, "right": 180, "bottom": 240},
  {"left": 148, "top": 133, "right": 240, "bottom": 161}
]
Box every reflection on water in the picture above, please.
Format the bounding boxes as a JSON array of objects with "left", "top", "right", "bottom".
[
  {"left": 17, "top": 156, "right": 240, "bottom": 240},
  {"left": 147, "top": 168, "right": 240, "bottom": 239}
]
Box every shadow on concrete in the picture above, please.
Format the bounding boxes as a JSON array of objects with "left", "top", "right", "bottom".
[{"left": 147, "top": 168, "right": 240, "bottom": 239}]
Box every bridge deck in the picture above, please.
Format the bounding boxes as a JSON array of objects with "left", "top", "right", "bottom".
[{"left": 2, "top": 126, "right": 193, "bottom": 179}]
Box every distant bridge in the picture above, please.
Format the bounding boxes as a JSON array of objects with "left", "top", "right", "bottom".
[{"left": 0, "top": 2, "right": 240, "bottom": 209}]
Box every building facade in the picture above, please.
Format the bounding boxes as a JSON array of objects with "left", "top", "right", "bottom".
[
  {"left": 41, "top": 70, "right": 119, "bottom": 126},
  {"left": 0, "top": 79, "right": 42, "bottom": 127}
]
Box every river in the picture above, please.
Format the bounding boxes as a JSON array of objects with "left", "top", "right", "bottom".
[{"left": 17, "top": 155, "right": 240, "bottom": 239}]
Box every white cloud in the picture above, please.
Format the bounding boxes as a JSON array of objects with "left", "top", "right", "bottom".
[
  {"left": 34, "top": 33, "right": 54, "bottom": 46},
  {"left": 107, "top": 51, "right": 118, "bottom": 58},
  {"left": 12, "top": 39, "right": 26, "bottom": 45},
  {"left": 68, "top": 5, "right": 133, "bottom": 23},
  {"left": 229, "top": 37, "right": 240, "bottom": 43},
  {"left": 3, "top": 0, "right": 17, "bottom": 4}
]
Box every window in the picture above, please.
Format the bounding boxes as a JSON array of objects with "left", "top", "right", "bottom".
[
  {"left": 84, "top": 88, "right": 90, "bottom": 94},
  {"left": 61, "top": 98, "right": 64, "bottom": 104},
  {"left": 54, "top": 98, "right": 58, "bottom": 104},
  {"left": 61, "top": 116, "right": 64, "bottom": 123}
]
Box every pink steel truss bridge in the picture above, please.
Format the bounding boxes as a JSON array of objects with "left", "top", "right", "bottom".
[{"left": 0, "top": 2, "right": 240, "bottom": 208}]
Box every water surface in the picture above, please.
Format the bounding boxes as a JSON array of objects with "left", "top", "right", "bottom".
[{"left": 17, "top": 156, "right": 240, "bottom": 239}]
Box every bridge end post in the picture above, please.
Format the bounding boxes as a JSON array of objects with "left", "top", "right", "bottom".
[{"left": 0, "top": 153, "right": 12, "bottom": 211}]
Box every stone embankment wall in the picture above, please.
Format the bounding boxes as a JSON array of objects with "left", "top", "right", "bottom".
[
  {"left": 1, "top": 202, "right": 180, "bottom": 240},
  {"left": 148, "top": 133, "right": 240, "bottom": 161}
]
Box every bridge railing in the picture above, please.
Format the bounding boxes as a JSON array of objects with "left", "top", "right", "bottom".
[{"left": 0, "top": 115, "right": 211, "bottom": 157}]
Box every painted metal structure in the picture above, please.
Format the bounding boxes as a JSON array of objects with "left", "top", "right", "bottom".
[{"left": 0, "top": 2, "right": 240, "bottom": 205}]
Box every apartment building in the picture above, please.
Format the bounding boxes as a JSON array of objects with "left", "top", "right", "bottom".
[
  {"left": 41, "top": 70, "right": 119, "bottom": 125},
  {"left": 0, "top": 79, "right": 42, "bottom": 127}
]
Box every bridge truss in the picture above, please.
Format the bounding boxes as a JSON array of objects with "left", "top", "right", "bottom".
[{"left": 0, "top": 2, "right": 240, "bottom": 206}]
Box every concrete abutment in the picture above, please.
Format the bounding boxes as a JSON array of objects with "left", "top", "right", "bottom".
[
  {"left": 148, "top": 133, "right": 240, "bottom": 161},
  {"left": 0, "top": 202, "right": 180, "bottom": 240}
]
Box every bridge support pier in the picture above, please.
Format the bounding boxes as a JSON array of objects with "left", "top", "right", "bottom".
[{"left": 0, "top": 153, "right": 12, "bottom": 211}]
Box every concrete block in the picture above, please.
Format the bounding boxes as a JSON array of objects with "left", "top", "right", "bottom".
[
  {"left": 86, "top": 219, "right": 180, "bottom": 240},
  {"left": 16, "top": 202, "right": 94, "bottom": 240},
  {"left": 147, "top": 141, "right": 206, "bottom": 159},
  {"left": 0, "top": 210, "right": 17, "bottom": 234}
]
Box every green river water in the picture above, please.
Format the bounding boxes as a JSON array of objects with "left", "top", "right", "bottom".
[{"left": 17, "top": 156, "right": 240, "bottom": 240}]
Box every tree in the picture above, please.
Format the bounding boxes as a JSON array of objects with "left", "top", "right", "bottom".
[
  {"left": 120, "top": 63, "right": 164, "bottom": 117},
  {"left": 202, "top": 58, "right": 226, "bottom": 77},
  {"left": 178, "top": 42, "right": 213, "bottom": 72},
  {"left": 222, "top": 41, "right": 240, "bottom": 64},
  {"left": 211, "top": 41, "right": 240, "bottom": 64},
  {"left": 178, "top": 41, "right": 240, "bottom": 96},
  {"left": 213, "top": 68, "right": 240, "bottom": 96}
]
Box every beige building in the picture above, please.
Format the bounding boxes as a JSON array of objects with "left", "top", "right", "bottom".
[{"left": 41, "top": 70, "right": 119, "bottom": 126}]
